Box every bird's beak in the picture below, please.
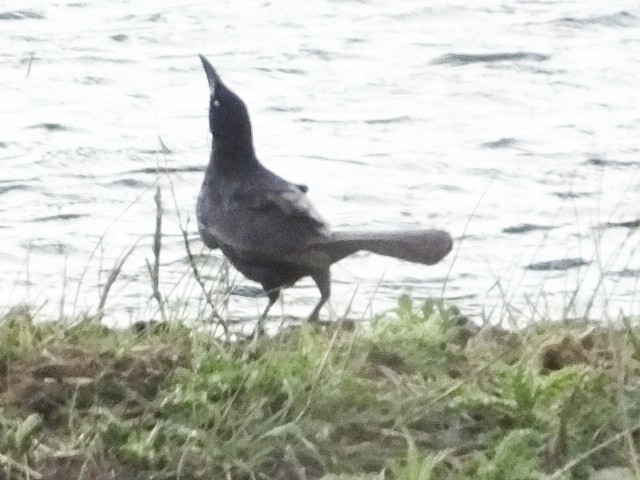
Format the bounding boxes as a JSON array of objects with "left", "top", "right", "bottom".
[{"left": 198, "top": 54, "right": 220, "bottom": 97}]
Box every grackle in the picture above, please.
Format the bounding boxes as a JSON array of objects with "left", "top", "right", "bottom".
[{"left": 196, "top": 55, "right": 453, "bottom": 325}]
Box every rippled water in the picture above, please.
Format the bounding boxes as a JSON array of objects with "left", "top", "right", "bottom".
[{"left": 2, "top": 0, "right": 639, "bottom": 328}]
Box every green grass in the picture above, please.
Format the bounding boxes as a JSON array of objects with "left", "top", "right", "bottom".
[{"left": 1, "top": 298, "right": 640, "bottom": 479}]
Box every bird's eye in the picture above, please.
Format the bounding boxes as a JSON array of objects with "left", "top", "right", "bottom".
[{"left": 213, "top": 99, "right": 220, "bottom": 107}]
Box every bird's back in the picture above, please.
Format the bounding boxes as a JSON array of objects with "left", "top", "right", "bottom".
[{"left": 197, "top": 159, "right": 332, "bottom": 270}]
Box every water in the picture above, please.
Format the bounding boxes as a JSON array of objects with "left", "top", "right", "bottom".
[{"left": 1, "top": 0, "right": 639, "bottom": 329}]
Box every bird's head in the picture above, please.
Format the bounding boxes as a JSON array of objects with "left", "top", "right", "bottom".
[{"left": 199, "top": 55, "right": 253, "bottom": 152}]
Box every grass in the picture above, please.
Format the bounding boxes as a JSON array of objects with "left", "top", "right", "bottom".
[{"left": 1, "top": 297, "right": 640, "bottom": 479}]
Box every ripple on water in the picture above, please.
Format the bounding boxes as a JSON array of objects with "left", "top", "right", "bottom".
[
  {"left": 127, "top": 166, "right": 204, "bottom": 175},
  {"left": 553, "top": 191, "right": 595, "bottom": 200},
  {"left": 482, "top": 138, "right": 518, "bottom": 149},
  {"left": 298, "top": 48, "right": 334, "bottom": 61},
  {"left": 437, "top": 184, "right": 465, "bottom": 192},
  {"left": 24, "top": 239, "right": 76, "bottom": 255},
  {"left": 300, "top": 155, "right": 367, "bottom": 166},
  {"left": 503, "top": 223, "right": 556, "bottom": 234},
  {"left": 265, "top": 105, "right": 303, "bottom": 113},
  {"left": 558, "top": 11, "right": 638, "bottom": 28},
  {"left": 233, "top": 285, "right": 265, "bottom": 298},
  {"left": 525, "top": 258, "right": 590, "bottom": 271},
  {"left": 27, "top": 123, "right": 72, "bottom": 132},
  {"left": 607, "top": 269, "right": 640, "bottom": 278},
  {"left": 110, "top": 34, "right": 129, "bottom": 42},
  {"left": 0, "top": 9, "right": 44, "bottom": 20},
  {"left": 431, "top": 52, "right": 550, "bottom": 66},
  {"left": 603, "top": 219, "right": 640, "bottom": 230},
  {"left": 81, "top": 76, "right": 108, "bottom": 85},
  {"left": 31, "top": 213, "right": 88, "bottom": 223},
  {"left": 297, "top": 116, "right": 412, "bottom": 125},
  {"left": 0, "top": 184, "right": 30, "bottom": 196},
  {"left": 146, "top": 13, "right": 165, "bottom": 23},
  {"left": 585, "top": 157, "right": 640, "bottom": 168},
  {"left": 256, "top": 67, "right": 306, "bottom": 75},
  {"left": 365, "top": 116, "right": 413, "bottom": 125},
  {"left": 107, "top": 177, "right": 151, "bottom": 189},
  {"left": 75, "top": 56, "right": 134, "bottom": 64}
]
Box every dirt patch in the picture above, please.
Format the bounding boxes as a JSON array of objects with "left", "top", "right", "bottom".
[
  {"left": 0, "top": 343, "right": 189, "bottom": 423},
  {"left": 539, "top": 326, "right": 615, "bottom": 372}
]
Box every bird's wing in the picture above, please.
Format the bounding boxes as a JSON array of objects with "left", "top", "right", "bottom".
[
  {"left": 219, "top": 182, "right": 332, "bottom": 264},
  {"left": 248, "top": 188, "right": 326, "bottom": 229},
  {"left": 197, "top": 166, "right": 331, "bottom": 267}
]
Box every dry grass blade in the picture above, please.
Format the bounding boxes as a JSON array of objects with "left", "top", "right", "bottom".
[
  {"left": 59, "top": 254, "right": 68, "bottom": 321},
  {"left": 97, "top": 240, "right": 140, "bottom": 318},
  {"left": 26, "top": 51, "right": 35, "bottom": 78},
  {"left": 158, "top": 146, "right": 229, "bottom": 336},
  {"left": 296, "top": 315, "right": 345, "bottom": 422},
  {"left": 147, "top": 185, "right": 166, "bottom": 321},
  {"left": 0, "top": 452, "right": 42, "bottom": 479},
  {"left": 612, "top": 327, "right": 640, "bottom": 476},
  {"left": 549, "top": 423, "right": 640, "bottom": 478},
  {"left": 72, "top": 185, "right": 152, "bottom": 315},
  {"left": 180, "top": 217, "right": 228, "bottom": 335},
  {"left": 440, "top": 176, "right": 493, "bottom": 298}
]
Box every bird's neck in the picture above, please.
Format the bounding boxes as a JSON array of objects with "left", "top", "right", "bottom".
[{"left": 205, "top": 136, "right": 258, "bottom": 179}]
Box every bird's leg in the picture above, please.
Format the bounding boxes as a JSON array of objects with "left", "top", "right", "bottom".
[
  {"left": 309, "top": 270, "right": 331, "bottom": 322},
  {"left": 250, "top": 288, "right": 279, "bottom": 345}
]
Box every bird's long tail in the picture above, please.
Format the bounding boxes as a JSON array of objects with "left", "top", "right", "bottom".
[{"left": 327, "top": 229, "right": 453, "bottom": 265}]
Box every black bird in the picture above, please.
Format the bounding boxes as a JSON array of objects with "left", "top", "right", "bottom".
[{"left": 196, "top": 55, "right": 453, "bottom": 324}]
